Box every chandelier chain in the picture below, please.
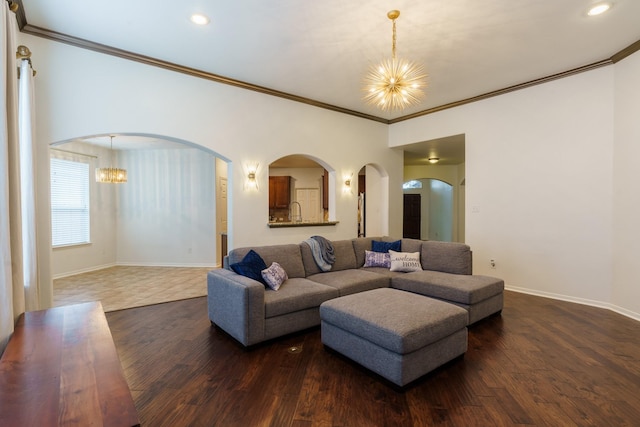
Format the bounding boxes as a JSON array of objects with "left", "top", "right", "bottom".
[{"left": 392, "top": 18, "right": 397, "bottom": 60}]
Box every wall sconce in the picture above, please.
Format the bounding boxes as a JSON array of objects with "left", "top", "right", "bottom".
[
  {"left": 428, "top": 157, "right": 439, "bottom": 164},
  {"left": 343, "top": 173, "right": 353, "bottom": 194},
  {"left": 245, "top": 163, "right": 259, "bottom": 191}
]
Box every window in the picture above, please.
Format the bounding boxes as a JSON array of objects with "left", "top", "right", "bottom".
[
  {"left": 50, "top": 157, "right": 90, "bottom": 247},
  {"left": 402, "top": 180, "right": 423, "bottom": 190}
]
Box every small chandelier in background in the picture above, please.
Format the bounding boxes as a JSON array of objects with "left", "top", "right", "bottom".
[
  {"left": 96, "top": 135, "right": 127, "bottom": 183},
  {"left": 363, "top": 10, "right": 427, "bottom": 111}
]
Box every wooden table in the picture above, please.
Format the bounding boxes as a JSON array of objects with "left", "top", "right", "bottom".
[{"left": 0, "top": 302, "right": 140, "bottom": 426}]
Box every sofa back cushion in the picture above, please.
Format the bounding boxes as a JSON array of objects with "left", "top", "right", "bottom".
[
  {"left": 300, "top": 239, "right": 357, "bottom": 275},
  {"left": 352, "top": 237, "right": 381, "bottom": 267},
  {"left": 399, "top": 238, "right": 423, "bottom": 253},
  {"left": 228, "top": 244, "right": 306, "bottom": 279},
  {"left": 421, "top": 241, "right": 472, "bottom": 275}
]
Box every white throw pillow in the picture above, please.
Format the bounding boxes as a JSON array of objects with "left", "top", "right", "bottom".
[{"left": 389, "top": 250, "right": 422, "bottom": 272}]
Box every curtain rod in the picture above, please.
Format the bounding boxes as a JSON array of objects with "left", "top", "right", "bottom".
[{"left": 50, "top": 147, "right": 98, "bottom": 159}]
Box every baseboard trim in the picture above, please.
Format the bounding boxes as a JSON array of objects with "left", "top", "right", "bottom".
[
  {"left": 53, "top": 262, "right": 218, "bottom": 279},
  {"left": 53, "top": 263, "right": 116, "bottom": 280},
  {"left": 506, "top": 285, "right": 640, "bottom": 322},
  {"left": 115, "top": 262, "right": 218, "bottom": 268}
]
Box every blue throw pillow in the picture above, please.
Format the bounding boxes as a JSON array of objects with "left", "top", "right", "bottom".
[
  {"left": 372, "top": 239, "right": 401, "bottom": 253},
  {"left": 230, "top": 249, "right": 268, "bottom": 285}
]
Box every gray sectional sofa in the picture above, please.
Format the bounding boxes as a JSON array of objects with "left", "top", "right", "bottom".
[{"left": 207, "top": 236, "right": 504, "bottom": 347}]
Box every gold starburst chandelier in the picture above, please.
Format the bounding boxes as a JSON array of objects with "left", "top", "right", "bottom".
[{"left": 363, "top": 10, "right": 427, "bottom": 111}]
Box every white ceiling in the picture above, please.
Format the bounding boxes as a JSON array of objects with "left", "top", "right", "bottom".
[{"left": 20, "top": 0, "right": 640, "bottom": 161}]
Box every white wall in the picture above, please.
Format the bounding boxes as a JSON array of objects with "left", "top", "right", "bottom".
[
  {"left": 23, "top": 34, "right": 401, "bottom": 263},
  {"left": 612, "top": 50, "right": 640, "bottom": 318},
  {"left": 116, "top": 148, "right": 217, "bottom": 267},
  {"left": 270, "top": 167, "right": 324, "bottom": 189},
  {"left": 390, "top": 66, "right": 618, "bottom": 314}
]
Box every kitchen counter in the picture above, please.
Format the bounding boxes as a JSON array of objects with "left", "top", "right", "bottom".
[{"left": 267, "top": 221, "right": 339, "bottom": 228}]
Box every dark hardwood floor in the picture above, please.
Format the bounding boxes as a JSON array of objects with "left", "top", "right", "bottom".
[{"left": 106, "top": 291, "right": 640, "bottom": 426}]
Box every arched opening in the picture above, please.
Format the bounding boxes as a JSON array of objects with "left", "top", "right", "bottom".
[
  {"left": 403, "top": 178, "right": 453, "bottom": 241},
  {"left": 355, "top": 163, "right": 388, "bottom": 237},
  {"left": 268, "top": 154, "right": 334, "bottom": 224},
  {"left": 49, "top": 133, "right": 229, "bottom": 310},
  {"left": 399, "top": 133, "right": 465, "bottom": 242}
]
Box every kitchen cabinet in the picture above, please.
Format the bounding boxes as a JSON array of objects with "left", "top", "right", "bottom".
[{"left": 269, "top": 176, "right": 291, "bottom": 209}]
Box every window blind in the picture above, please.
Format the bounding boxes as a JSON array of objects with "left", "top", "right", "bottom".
[{"left": 50, "top": 158, "right": 90, "bottom": 247}]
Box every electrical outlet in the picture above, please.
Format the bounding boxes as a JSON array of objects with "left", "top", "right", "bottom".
[{"left": 490, "top": 259, "right": 496, "bottom": 269}]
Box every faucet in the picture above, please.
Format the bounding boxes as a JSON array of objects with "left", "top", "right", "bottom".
[{"left": 289, "top": 201, "right": 302, "bottom": 223}]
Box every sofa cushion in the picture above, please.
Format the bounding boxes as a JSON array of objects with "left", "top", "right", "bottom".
[
  {"left": 392, "top": 270, "right": 504, "bottom": 305},
  {"left": 352, "top": 237, "right": 381, "bottom": 267},
  {"left": 230, "top": 250, "right": 268, "bottom": 285},
  {"left": 359, "top": 266, "right": 407, "bottom": 278},
  {"left": 264, "top": 278, "right": 339, "bottom": 318},
  {"left": 400, "top": 238, "right": 423, "bottom": 253},
  {"left": 421, "top": 241, "right": 472, "bottom": 275},
  {"left": 301, "top": 239, "right": 357, "bottom": 275},
  {"left": 229, "top": 244, "right": 306, "bottom": 278},
  {"left": 307, "top": 269, "right": 390, "bottom": 296}
]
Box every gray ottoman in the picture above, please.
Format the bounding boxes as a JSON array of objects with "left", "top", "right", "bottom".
[{"left": 320, "top": 288, "right": 468, "bottom": 387}]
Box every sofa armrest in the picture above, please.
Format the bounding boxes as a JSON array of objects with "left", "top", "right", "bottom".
[{"left": 207, "top": 269, "right": 266, "bottom": 346}]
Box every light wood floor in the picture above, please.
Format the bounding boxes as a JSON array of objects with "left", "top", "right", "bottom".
[{"left": 53, "top": 266, "right": 214, "bottom": 312}]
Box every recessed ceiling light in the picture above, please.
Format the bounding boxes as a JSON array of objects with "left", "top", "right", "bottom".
[
  {"left": 190, "top": 13, "right": 210, "bottom": 25},
  {"left": 587, "top": 2, "right": 612, "bottom": 16}
]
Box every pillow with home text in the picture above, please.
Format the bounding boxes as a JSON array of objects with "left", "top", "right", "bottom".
[{"left": 389, "top": 250, "right": 422, "bottom": 272}]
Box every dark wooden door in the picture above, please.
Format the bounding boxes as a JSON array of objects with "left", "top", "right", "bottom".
[{"left": 403, "top": 194, "right": 421, "bottom": 239}]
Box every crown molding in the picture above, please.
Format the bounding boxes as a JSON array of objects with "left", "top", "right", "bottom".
[
  {"left": 611, "top": 39, "right": 640, "bottom": 63},
  {"left": 12, "top": 0, "right": 640, "bottom": 125},
  {"left": 21, "top": 24, "right": 389, "bottom": 124},
  {"left": 389, "top": 59, "right": 613, "bottom": 124}
]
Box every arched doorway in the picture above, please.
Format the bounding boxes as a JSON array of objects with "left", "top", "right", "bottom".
[
  {"left": 356, "top": 163, "right": 388, "bottom": 237},
  {"left": 403, "top": 178, "right": 453, "bottom": 241},
  {"left": 48, "top": 133, "right": 230, "bottom": 310},
  {"left": 49, "top": 133, "right": 229, "bottom": 275}
]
